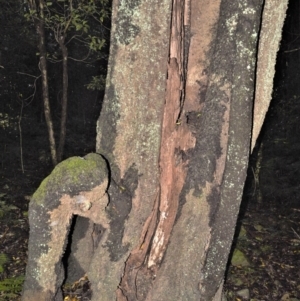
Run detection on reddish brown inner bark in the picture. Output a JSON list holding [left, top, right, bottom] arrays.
[[117, 0, 195, 299]]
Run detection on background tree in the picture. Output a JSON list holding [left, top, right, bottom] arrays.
[[25, 0, 109, 164]]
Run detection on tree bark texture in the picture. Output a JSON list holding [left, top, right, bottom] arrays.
[[92, 0, 172, 299], [92, 0, 269, 300]]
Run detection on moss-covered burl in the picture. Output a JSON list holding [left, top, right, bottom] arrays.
[[22, 153, 109, 301]]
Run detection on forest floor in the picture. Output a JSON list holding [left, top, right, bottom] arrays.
[[224, 196, 300, 301], [0, 153, 300, 301]]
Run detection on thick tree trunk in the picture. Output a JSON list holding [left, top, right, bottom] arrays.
[[91, 0, 266, 300]]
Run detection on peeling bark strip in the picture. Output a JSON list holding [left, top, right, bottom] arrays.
[[148, 0, 194, 270], [22, 154, 109, 301], [117, 2, 193, 297]]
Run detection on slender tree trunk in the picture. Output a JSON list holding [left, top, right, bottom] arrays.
[[35, 2, 57, 166], [29, 0, 57, 166], [57, 38, 68, 163]]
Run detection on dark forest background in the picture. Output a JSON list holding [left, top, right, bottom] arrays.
[[0, 0, 111, 200]]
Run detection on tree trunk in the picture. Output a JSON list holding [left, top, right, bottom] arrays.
[[30, 0, 58, 166], [57, 37, 68, 163], [89, 0, 271, 300]]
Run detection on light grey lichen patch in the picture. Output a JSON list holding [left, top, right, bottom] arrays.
[[225, 14, 238, 37], [115, 17, 140, 45], [115, 0, 142, 45]]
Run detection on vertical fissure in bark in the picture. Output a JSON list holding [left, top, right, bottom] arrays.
[[148, 0, 194, 270], [116, 1, 192, 299], [181, 0, 191, 121]]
